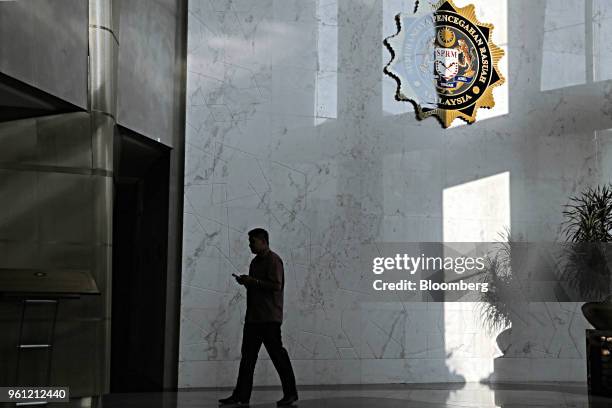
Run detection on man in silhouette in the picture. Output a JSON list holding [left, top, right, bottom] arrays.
[[219, 228, 298, 407]]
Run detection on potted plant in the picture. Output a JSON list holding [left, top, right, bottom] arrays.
[[561, 185, 612, 329], [477, 229, 526, 354], [478, 236, 514, 336]]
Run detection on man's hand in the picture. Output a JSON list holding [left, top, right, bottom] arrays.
[[235, 274, 256, 286]]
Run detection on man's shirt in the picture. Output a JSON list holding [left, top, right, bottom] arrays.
[[245, 249, 284, 323]]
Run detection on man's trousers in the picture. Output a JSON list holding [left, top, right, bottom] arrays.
[[233, 322, 298, 401]]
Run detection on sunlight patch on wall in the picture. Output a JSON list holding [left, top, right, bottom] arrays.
[[315, 0, 338, 125], [442, 171, 511, 382], [594, 0, 612, 81], [541, 0, 587, 91], [542, 0, 612, 88], [382, 0, 416, 116], [443, 172, 510, 242]]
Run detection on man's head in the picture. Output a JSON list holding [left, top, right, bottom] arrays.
[[248, 228, 269, 254]]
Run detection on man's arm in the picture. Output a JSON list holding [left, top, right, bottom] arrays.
[[245, 256, 283, 291]]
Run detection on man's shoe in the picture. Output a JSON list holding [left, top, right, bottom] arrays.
[[276, 394, 298, 406], [218, 395, 249, 406]]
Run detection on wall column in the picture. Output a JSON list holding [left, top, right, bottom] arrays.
[[88, 0, 119, 396]]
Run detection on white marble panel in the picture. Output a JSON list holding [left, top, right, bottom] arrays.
[[541, 0, 587, 91]]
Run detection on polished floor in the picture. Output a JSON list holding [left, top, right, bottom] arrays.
[[101, 383, 612, 408]]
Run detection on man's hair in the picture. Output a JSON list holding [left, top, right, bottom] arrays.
[[248, 228, 269, 245]]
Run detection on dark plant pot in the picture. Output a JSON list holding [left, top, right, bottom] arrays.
[[495, 327, 512, 353], [582, 298, 612, 330]]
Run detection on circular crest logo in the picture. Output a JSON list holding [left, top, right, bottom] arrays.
[[384, 0, 505, 128]]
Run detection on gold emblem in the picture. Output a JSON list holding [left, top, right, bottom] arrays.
[[384, 0, 505, 128], [438, 27, 456, 47]]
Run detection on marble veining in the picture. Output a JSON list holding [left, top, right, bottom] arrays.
[[181, 0, 612, 387]]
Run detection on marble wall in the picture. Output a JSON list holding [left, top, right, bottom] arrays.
[[180, 0, 612, 386]]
